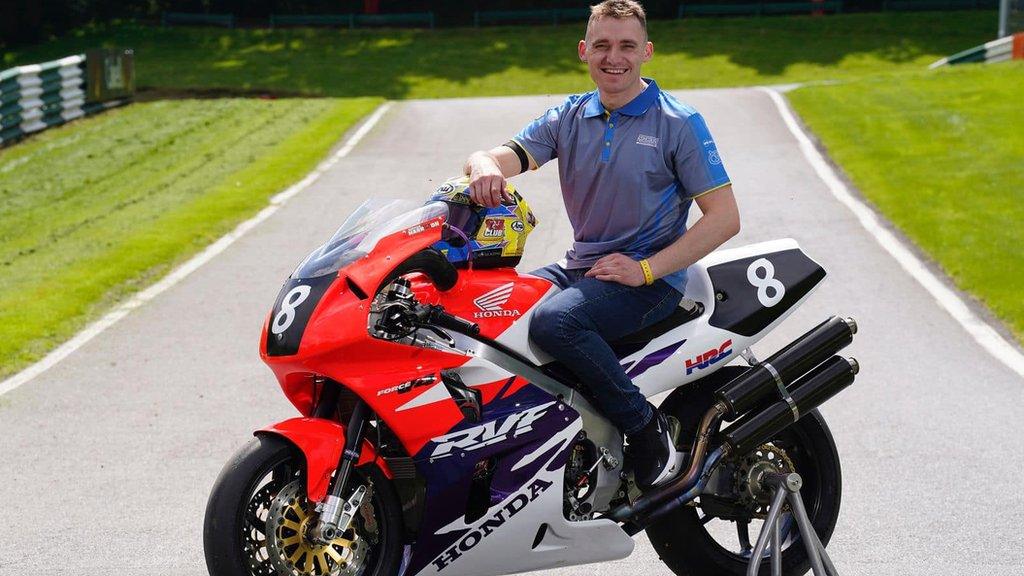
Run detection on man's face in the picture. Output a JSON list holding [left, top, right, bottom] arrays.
[[578, 16, 653, 98]]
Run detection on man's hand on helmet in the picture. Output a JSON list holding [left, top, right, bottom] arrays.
[[466, 151, 509, 207]]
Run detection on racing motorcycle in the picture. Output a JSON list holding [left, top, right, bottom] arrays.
[[204, 183, 859, 576]]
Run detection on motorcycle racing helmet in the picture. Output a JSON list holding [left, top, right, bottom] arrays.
[[429, 176, 537, 269]]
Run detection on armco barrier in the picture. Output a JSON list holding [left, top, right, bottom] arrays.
[[0, 50, 133, 147], [929, 32, 1024, 67], [161, 12, 236, 28], [677, 1, 843, 17], [474, 8, 590, 26], [268, 12, 434, 29]]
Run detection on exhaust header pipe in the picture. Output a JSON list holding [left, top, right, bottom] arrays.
[[716, 316, 855, 419]]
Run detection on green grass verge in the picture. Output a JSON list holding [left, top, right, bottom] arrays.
[[0, 10, 1016, 381], [788, 62, 1024, 342], [0, 96, 382, 379], [2, 12, 997, 98]]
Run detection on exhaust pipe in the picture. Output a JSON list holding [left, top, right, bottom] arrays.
[[716, 316, 856, 419], [615, 355, 858, 532], [722, 355, 858, 455], [606, 317, 858, 529]]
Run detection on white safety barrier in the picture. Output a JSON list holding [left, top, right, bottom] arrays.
[[929, 32, 1024, 68], [0, 53, 129, 146]]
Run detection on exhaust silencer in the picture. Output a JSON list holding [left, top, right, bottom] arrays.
[[715, 316, 856, 419], [722, 355, 858, 455]]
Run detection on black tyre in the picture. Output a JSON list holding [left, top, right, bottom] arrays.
[[648, 371, 842, 576], [204, 435, 404, 576]]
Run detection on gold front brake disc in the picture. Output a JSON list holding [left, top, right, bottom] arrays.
[[266, 480, 370, 576]]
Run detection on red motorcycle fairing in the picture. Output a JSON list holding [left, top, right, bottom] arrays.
[[259, 218, 553, 470], [257, 417, 393, 502]]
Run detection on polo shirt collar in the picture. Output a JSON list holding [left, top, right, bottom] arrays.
[[582, 78, 660, 118]]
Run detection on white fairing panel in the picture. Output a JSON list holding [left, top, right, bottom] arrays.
[[495, 239, 825, 397], [493, 283, 558, 365], [415, 418, 634, 576]]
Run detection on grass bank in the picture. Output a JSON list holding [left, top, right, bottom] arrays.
[[788, 62, 1024, 342], [0, 10, 1015, 381], [2, 12, 996, 98], [0, 97, 381, 379]]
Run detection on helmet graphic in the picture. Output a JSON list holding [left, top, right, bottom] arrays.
[[429, 176, 537, 269]]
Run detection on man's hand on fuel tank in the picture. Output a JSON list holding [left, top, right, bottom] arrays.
[[585, 253, 647, 287], [467, 152, 507, 207]]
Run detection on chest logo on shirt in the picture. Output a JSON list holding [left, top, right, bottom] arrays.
[[636, 134, 659, 148]]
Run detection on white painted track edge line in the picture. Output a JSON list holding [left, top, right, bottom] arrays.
[[0, 100, 395, 397], [758, 86, 1024, 379]]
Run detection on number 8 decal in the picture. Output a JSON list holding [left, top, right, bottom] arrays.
[[271, 285, 312, 335], [746, 258, 786, 307]]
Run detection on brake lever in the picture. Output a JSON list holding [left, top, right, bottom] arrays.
[[416, 323, 456, 347]]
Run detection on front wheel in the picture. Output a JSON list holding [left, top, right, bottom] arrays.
[[648, 375, 842, 576], [204, 435, 404, 576]]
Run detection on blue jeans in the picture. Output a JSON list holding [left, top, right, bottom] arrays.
[[529, 263, 683, 434]]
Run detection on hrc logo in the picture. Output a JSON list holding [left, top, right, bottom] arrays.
[[685, 339, 733, 375]]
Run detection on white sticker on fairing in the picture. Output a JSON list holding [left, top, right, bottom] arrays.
[[430, 478, 554, 572], [271, 285, 311, 334], [429, 401, 555, 460], [747, 257, 786, 307]]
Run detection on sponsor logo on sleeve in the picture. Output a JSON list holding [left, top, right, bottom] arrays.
[[703, 139, 723, 165]]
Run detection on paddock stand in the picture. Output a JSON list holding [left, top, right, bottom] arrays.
[[746, 472, 839, 576]]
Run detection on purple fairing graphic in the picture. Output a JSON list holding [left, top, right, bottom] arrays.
[[403, 384, 580, 575], [621, 339, 686, 379]]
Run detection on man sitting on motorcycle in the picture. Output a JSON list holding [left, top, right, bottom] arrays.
[[463, 0, 740, 490]]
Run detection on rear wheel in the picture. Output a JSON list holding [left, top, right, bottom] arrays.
[[204, 435, 404, 576], [648, 372, 842, 576]]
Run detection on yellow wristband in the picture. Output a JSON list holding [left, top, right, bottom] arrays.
[[639, 259, 654, 285]]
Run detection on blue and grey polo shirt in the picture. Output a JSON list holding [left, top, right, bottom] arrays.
[[513, 79, 731, 293]]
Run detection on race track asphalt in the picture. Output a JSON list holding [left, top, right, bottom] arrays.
[[1, 89, 1022, 576]]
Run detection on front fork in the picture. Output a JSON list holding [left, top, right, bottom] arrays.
[[311, 398, 371, 543]]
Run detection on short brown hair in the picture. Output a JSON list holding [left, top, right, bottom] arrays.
[[587, 0, 648, 37]]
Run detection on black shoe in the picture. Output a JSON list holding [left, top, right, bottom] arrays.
[[627, 407, 684, 490]]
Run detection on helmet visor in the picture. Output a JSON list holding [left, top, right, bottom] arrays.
[[443, 203, 480, 247]]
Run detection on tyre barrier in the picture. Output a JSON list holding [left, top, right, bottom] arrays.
[[929, 32, 1024, 68], [0, 50, 134, 147]]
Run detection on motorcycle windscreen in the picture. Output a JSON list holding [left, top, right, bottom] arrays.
[[707, 248, 826, 337], [292, 199, 449, 279]]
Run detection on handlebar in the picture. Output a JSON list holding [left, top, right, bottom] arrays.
[[418, 304, 480, 336]]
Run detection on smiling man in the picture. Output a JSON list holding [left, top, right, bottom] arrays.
[[463, 0, 740, 490]]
